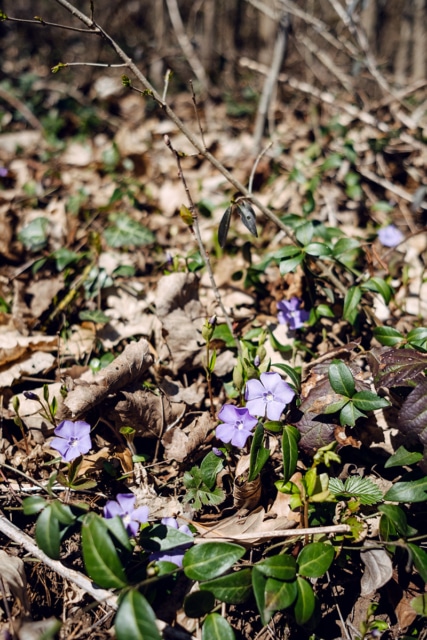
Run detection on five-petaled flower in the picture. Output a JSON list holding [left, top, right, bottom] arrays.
[[149, 517, 193, 567], [216, 405, 258, 448], [104, 494, 149, 536], [277, 297, 310, 330], [50, 420, 92, 462], [245, 372, 295, 420], [378, 224, 404, 248]]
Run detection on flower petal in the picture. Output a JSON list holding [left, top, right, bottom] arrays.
[[218, 404, 240, 423], [132, 505, 150, 524], [246, 397, 267, 418], [216, 423, 233, 444], [231, 428, 251, 448], [104, 500, 124, 519], [116, 493, 136, 513], [265, 400, 286, 421], [54, 420, 78, 438], [50, 437, 69, 458], [245, 378, 265, 401]]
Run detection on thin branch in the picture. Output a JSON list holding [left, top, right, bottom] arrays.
[[52, 0, 292, 239], [164, 135, 241, 356], [4, 14, 96, 33], [194, 523, 351, 542]]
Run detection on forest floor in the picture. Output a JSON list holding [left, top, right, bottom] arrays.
[[0, 75, 427, 640]]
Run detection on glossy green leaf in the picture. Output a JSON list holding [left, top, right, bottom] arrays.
[[297, 543, 334, 578], [329, 476, 383, 505], [265, 577, 298, 612], [379, 505, 417, 538], [304, 242, 332, 257], [384, 476, 427, 503], [201, 451, 225, 489], [411, 594, 427, 616], [183, 542, 245, 581], [81, 513, 128, 589], [271, 363, 301, 390], [35, 505, 61, 560], [18, 217, 49, 251], [50, 500, 76, 525], [279, 252, 304, 275], [332, 237, 361, 256], [384, 446, 423, 468], [202, 613, 236, 640], [293, 577, 315, 625], [328, 361, 355, 397], [407, 327, 427, 343], [104, 516, 133, 552], [184, 590, 215, 618], [256, 555, 297, 581], [343, 286, 362, 324], [351, 390, 390, 411], [408, 544, 427, 582], [295, 221, 314, 246], [339, 401, 366, 427], [373, 326, 404, 347], [104, 213, 155, 248], [282, 425, 299, 484], [252, 567, 270, 625], [200, 569, 252, 604], [361, 277, 393, 304], [115, 590, 161, 640], [22, 496, 47, 515], [248, 424, 270, 482]]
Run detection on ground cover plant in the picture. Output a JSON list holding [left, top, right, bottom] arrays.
[[0, 1, 426, 639]]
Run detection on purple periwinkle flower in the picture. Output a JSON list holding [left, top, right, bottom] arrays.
[[149, 517, 193, 567], [245, 372, 295, 421], [0, 167, 8, 178], [104, 494, 149, 536], [277, 297, 310, 330], [378, 224, 404, 247], [50, 420, 92, 462], [216, 405, 258, 448], [212, 446, 224, 457]]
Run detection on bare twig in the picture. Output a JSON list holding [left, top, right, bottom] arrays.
[[0, 86, 44, 131], [51, 0, 292, 239], [195, 523, 351, 543], [164, 135, 241, 357]]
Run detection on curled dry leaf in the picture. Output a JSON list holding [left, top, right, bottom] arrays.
[[233, 454, 261, 512], [56, 338, 153, 420], [162, 412, 213, 463], [0, 549, 31, 614], [360, 548, 393, 596]]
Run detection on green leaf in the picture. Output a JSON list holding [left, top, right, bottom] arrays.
[[282, 425, 300, 484], [361, 277, 393, 305], [329, 476, 383, 505], [252, 568, 270, 625], [81, 513, 128, 588], [145, 523, 193, 552], [279, 252, 304, 275], [104, 516, 133, 552], [79, 309, 110, 324], [328, 361, 355, 397], [384, 446, 423, 468], [323, 399, 349, 414], [200, 569, 252, 604], [18, 217, 49, 251], [271, 363, 301, 389], [351, 391, 390, 411], [256, 555, 297, 581], [384, 476, 427, 503], [379, 505, 418, 538], [293, 577, 315, 625], [104, 213, 155, 248], [184, 591, 215, 618], [52, 248, 82, 271], [50, 500, 76, 525], [297, 543, 334, 578], [248, 424, 270, 482], [304, 242, 332, 257], [22, 496, 47, 515], [115, 590, 162, 640], [321, 153, 343, 171], [411, 594, 427, 617], [183, 542, 245, 581], [373, 326, 404, 347], [265, 577, 298, 612], [332, 237, 361, 256], [295, 221, 314, 246], [35, 505, 61, 560], [202, 613, 236, 640], [340, 401, 366, 427], [407, 327, 427, 343], [409, 548, 427, 586], [343, 286, 362, 324], [201, 452, 224, 489]]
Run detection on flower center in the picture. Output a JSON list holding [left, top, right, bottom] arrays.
[[122, 514, 131, 526], [68, 437, 79, 447], [235, 420, 244, 431], [263, 391, 274, 403]]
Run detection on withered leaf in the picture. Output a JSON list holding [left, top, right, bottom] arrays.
[[360, 548, 393, 595], [369, 347, 427, 390], [398, 378, 427, 450]]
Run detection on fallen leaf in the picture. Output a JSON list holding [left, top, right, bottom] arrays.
[[360, 548, 393, 595]]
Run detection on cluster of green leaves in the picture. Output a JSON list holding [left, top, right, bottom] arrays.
[[183, 451, 226, 511]]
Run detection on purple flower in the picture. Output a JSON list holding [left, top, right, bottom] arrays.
[[378, 224, 404, 247], [104, 494, 149, 536], [245, 372, 295, 420], [50, 420, 92, 462], [0, 167, 8, 178], [212, 447, 224, 457], [149, 517, 193, 567], [277, 297, 310, 330], [216, 405, 258, 447]]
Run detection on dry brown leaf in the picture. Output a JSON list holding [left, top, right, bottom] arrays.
[[57, 338, 153, 419], [111, 387, 182, 438], [360, 548, 393, 596], [0, 549, 30, 614], [26, 277, 64, 318], [162, 412, 214, 462]]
